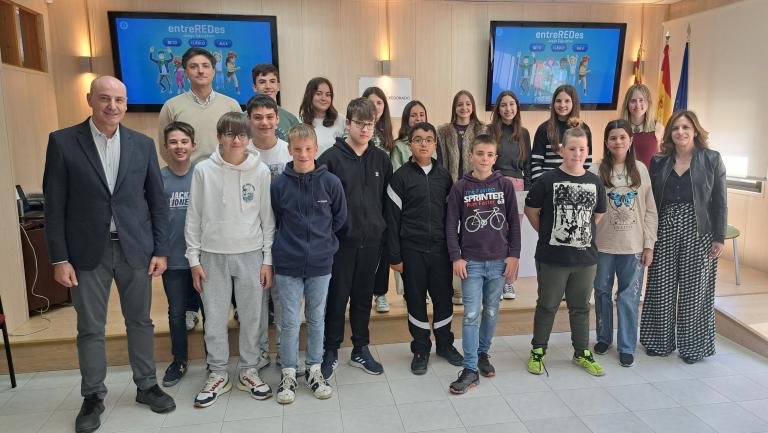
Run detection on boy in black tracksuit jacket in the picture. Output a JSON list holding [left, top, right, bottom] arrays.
[[386, 122, 464, 374], [318, 98, 393, 379]]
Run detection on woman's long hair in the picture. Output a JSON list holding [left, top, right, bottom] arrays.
[[397, 100, 427, 141], [599, 119, 641, 188], [299, 77, 338, 127], [659, 110, 710, 156], [362, 86, 395, 152], [490, 90, 526, 161], [547, 84, 580, 153]]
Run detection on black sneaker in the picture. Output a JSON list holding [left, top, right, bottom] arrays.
[[619, 353, 635, 367], [350, 346, 384, 375], [136, 384, 176, 413], [436, 345, 464, 366], [162, 360, 188, 387], [321, 349, 338, 380], [478, 352, 496, 377], [411, 353, 429, 375], [75, 395, 104, 433], [593, 342, 610, 355], [449, 368, 479, 394]]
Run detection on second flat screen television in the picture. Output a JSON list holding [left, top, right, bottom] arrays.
[[486, 21, 627, 111], [108, 11, 278, 112]]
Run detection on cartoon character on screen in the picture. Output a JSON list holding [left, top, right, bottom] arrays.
[[225, 51, 241, 94], [173, 55, 185, 95], [568, 55, 578, 86], [213, 51, 224, 91], [556, 58, 568, 88], [533, 59, 545, 97], [519, 56, 533, 95], [544, 57, 557, 93], [149, 46, 173, 94], [577, 55, 591, 96]]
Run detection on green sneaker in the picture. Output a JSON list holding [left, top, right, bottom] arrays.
[[573, 349, 605, 376], [527, 348, 546, 375]]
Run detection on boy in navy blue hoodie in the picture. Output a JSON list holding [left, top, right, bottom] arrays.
[[271, 123, 347, 404], [446, 134, 521, 394]]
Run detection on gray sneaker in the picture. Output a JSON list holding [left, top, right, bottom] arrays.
[[501, 284, 516, 300], [256, 350, 271, 370]]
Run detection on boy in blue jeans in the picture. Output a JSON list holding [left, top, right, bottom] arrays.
[[446, 134, 521, 394], [271, 123, 347, 404], [160, 121, 201, 387]]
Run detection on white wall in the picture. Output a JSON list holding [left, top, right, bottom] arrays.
[[663, 0, 767, 179]]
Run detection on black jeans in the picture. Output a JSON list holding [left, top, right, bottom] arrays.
[[324, 244, 380, 350], [163, 269, 203, 362]]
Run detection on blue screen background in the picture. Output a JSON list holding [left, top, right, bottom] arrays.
[[490, 26, 622, 106], [113, 17, 274, 106]]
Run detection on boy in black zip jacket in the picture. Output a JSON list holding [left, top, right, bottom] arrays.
[[318, 97, 393, 379], [386, 122, 465, 375]]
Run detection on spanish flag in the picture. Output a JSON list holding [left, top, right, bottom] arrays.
[[656, 40, 672, 125], [633, 44, 643, 84]]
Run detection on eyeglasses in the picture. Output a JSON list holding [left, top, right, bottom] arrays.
[[410, 137, 436, 146], [349, 119, 375, 131], [223, 132, 248, 140]]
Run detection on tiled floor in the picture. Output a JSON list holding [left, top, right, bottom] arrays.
[[4, 332, 768, 433]]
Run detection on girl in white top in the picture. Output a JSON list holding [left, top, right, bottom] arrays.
[[588, 119, 657, 368], [299, 77, 345, 155]]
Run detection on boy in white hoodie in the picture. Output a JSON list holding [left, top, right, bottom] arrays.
[[185, 112, 276, 407]]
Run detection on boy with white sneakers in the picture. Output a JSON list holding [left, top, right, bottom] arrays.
[[186, 112, 275, 407], [271, 123, 347, 404]]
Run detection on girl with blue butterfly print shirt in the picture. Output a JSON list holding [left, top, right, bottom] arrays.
[[588, 119, 658, 368]]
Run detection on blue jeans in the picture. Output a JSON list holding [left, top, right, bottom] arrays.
[[277, 274, 331, 370], [594, 252, 643, 354], [162, 269, 200, 362], [461, 260, 505, 371]]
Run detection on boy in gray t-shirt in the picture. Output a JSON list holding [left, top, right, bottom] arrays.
[[160, 121, 199, 387]]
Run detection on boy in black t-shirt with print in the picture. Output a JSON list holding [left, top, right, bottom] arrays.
[[524, 121, 607, 377]]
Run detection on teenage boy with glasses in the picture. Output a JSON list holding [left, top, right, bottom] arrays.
[[317, 98, 393, 379]]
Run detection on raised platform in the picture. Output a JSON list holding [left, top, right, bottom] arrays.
[[3, 259, 764, 373]]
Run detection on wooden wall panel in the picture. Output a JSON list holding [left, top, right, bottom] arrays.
[[0, 0, 56, 329]]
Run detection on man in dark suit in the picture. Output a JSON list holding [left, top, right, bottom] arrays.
[[43, 76, 176, 433]]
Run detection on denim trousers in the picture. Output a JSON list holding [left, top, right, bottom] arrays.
[[461, 260, 505, 371], [594, 252, 643, 354], [162, 269, 201, 362], [277, 274, 332, 369]]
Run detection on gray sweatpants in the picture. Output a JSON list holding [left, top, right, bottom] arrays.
[[200, 250, 264, 372]]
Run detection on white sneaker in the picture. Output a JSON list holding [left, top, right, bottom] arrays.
[[305, 364, 333, 399], [194, 372, 231, 408], [502, 284, 516, 300], [256, 350, 271, 370], [276, 368, 297, 404], [237, 368, 272, 400], [375, 296, 390, 313], [185, 311, 199, 331]]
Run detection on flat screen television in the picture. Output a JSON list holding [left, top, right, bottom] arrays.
[[108, 11, 278, 112], [486, 21, 626, 111]]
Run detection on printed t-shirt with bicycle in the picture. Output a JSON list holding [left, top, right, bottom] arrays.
[[446, 171, 519, 262]]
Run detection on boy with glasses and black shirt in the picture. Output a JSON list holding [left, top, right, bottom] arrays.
[[318, 98, 393, 379]]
